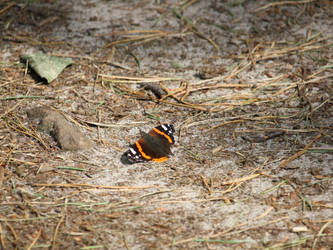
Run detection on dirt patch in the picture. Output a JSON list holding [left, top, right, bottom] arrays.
[[0, 0, 332, 249]]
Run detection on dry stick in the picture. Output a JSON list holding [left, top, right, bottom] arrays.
[[158, 99, 208, 111], [0, 100, 22, 120], [312, 219, 333, 250], [104, 32, 169, 48], [0, 223, 5, 250], [52, 215, 64, 250], [235, 37, 327, 61], [0, 216, 60, 222], [0, 156, 36, 166], [101, 29, 167, 36], [134, 32, 192, 46], [249, 44, 326, 62], [224, 61, 252, 82], [184, 113, 279, 128], [7, 115, 50, 150], [26, 228, 42, 250], [213, 216, 288, 238], [159, 83, 185, 101], [0, 1, 16, 15], [190, 75, 225, 87], [218, 182, 241, 195], [34, 183, 154, 190], [76, 117, 146, 128], [123, 234, 130, 250], [0, 164, 4, 188], [0, 88, 31, 119], [221, 173, 261, 185], [272, 74, 333, 97], [2, 219, 18, 246], [172, 9, 219, 52], [180, 81, 190, 102], [256, 207, 274, 220], [181, 0, 199, 10], [246, 40, 257, 67], [72, 89, 103, 104], [254, 0, 316, 12], [279, 132, 323, 168], [51, 52, 132, 70], [173, 216, 288, 246], [159, 82, 194, 107], [200, 175, 212, 195], [99, 74, 181, 82], [174, 83, 251, 99], [97, 109, 103, 146], [207, 119, 245, 132], [99, 139, 124, 152]]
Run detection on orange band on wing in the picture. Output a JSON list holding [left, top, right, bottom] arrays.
[[135, 141, 169, 162], [135, 142, 151, 160], [152, 156, 168, 162], [153, 128, 173, 144]]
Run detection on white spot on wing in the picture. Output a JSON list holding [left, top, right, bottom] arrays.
[[129, 147, 136, 155], [161, 124, 168, 131]]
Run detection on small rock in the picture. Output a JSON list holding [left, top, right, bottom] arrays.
[[27, 107, 93, 151]]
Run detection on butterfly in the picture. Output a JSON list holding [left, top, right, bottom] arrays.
[[121, 124, 175, 164]]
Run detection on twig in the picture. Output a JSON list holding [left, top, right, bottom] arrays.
[[256, 207, 274, 220], [221, 173, 261, 185], [172, 216, 288, 246], [279, 132, 323, 168], [254, 0, 316, 12], [76, 118, 147, 128], [0, 95, 51, 101], [26, 228, 42, 250], [0, 216, 61, 222], [4, 220, 18, 245], [52, 215, 64, 250], [0, 1, 16, 15], [0, 223, 5, 250], [34, 183, 154, 190], [0, 88, 32, 119], [207, 119, 245, 132], [99, 74, 181, 82], [312, 219, 333, 250], [172, 8, 220, 52]]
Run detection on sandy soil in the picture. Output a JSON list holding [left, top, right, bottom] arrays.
[[0, 0, 332, 249]]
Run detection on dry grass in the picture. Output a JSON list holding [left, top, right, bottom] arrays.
[[0, 0, 332, 249]]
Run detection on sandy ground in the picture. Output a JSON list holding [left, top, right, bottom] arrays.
[[0, 0, 332, 249]]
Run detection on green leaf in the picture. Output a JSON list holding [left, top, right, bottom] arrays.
[[21, 52, 73, 83]]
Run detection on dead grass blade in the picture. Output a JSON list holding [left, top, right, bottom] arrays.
[[220, 173, 261, 186], [99, 74, 182, 83], [172, 216, 288, 246], [5, 114, 50, 150], [172, 8, 220, 52], [312, 219, 333, 250], [254, 0, 316, 12], [51, 215, 64, 250], [26, 228, 42, 250], [0, 1, 16, 15], [256, 207, 274, 220], [98, 33, 331, 113], [103, 30, 187, 48], [279, 132, 323, 168], [0, 223, 5, 250], [4, 220, 18, 245], [34, 183, 154, 190]]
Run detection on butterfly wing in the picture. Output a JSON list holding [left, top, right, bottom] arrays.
[[121, 124, 175, 164]]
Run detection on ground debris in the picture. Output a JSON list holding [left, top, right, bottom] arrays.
[[26, 106, 92, 151]]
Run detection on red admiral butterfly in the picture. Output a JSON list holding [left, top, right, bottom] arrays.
[[121, 124, 175, 164]]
